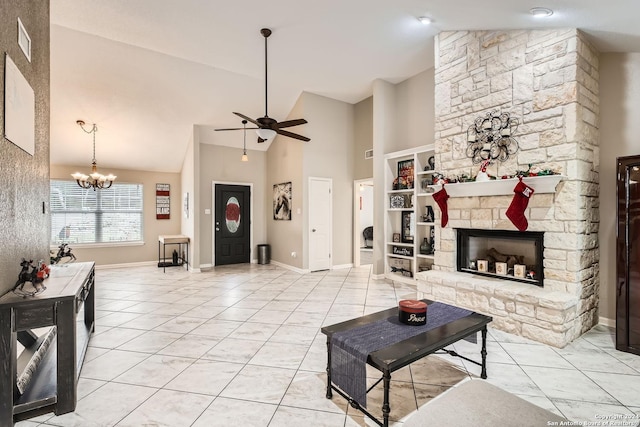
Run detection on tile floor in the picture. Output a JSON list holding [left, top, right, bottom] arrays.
[[16, 263, 640, 427]]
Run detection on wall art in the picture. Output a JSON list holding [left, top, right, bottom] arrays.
[[156, 183, 170, 219], [273, 182, 292, 220]]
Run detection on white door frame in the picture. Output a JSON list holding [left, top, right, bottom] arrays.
[[308, 177, 333, 271], [353, 178, 373, 267], [211, 181, 254, 266]]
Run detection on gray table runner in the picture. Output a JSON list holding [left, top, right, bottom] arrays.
[[330, 302, 473, 408]]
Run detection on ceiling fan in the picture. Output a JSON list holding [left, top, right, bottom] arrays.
[[215, 28, 310, 143]]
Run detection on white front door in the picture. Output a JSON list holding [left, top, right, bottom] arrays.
[[309, 177, 332, 271]]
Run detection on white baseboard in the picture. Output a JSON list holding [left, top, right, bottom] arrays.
[[372, 273, 386, 280], [95, 261, 157, 270], [598, 316, 615, 328], [332, 263, 353, 270], [270, 260, 308, 274]]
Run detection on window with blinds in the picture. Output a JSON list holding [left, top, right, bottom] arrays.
[[50, 180, 143, 245]]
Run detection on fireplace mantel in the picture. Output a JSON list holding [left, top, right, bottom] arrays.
[[429, 175, 565, 198]]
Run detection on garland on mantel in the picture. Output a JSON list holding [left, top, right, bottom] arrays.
[[430, 163, 560, 185]]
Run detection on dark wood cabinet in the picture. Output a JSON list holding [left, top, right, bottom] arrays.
[[0, 262, 95, 426], [617, 155, 640, 355]]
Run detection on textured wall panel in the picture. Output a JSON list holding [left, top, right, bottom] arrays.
[[0, 1, 50, 295]]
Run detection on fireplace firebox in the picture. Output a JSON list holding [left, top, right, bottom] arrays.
[[456, 228, 544, 287]]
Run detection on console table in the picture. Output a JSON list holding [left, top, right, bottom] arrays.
[[0, 262, 95, 426], [158, 235, 189, 272]]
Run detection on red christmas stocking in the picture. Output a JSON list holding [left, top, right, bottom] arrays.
[[506, 178, 535, 231], [432, 187, 450, 227]]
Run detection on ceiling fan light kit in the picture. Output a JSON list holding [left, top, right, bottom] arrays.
[[529, 7, 553, 17], [256, 128, 277, 141], [215, 28, 310, 143]]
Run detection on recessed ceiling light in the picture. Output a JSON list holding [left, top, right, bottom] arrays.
[[418, 16, 432, 25], [529, 7, 553, 18]]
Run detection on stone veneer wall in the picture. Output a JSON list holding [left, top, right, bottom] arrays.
[[416, 29, 600, 347]]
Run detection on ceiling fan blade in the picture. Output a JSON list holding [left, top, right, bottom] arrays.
[[233, 112, 259, 127], [214, 127, 258, 131], [275, 118, 307, 129], [276, 129, 310, 142]]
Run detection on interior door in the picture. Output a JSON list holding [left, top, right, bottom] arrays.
[[617, 155, 640, 355], [215, 184, 250, 266], [309, 177, 332, 272]]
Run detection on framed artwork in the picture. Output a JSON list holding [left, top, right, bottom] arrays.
[[401, 211, 415, 243], [4, 53, 35, 155], [183, 192, 189, 219], [397, 159, 414, 189], [392, 233, 401, 242], [273, 182, 292, 220], [156, 183, 170, 219], [390, 195, 404, 209]]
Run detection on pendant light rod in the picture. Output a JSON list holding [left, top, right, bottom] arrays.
[[261, 28, 271, 118], [241, 120, 249, 162]]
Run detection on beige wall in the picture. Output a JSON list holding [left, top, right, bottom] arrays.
[[372, 79, 398, 274], [599, 53, 640, 322], [265, 92, 355, 270], [266, 96, 305, 269], [302, 93, 355, 267], [50, 165, 181, 266], [396, 68, 435, 150], [354, 96, 373, 180], [182, 131, 196, 268], [197, 143, 268, 267], [0, 2, 50, 294]]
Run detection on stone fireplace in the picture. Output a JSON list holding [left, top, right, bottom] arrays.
[[415, 29, 600, 348]]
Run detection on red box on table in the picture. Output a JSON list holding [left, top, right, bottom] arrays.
[[398, 300, 427, 325]]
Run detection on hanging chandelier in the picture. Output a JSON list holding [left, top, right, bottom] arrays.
[[71, 120, 116, 190]]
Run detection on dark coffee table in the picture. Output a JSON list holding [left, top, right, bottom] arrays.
[[321, 300, 492, 427]]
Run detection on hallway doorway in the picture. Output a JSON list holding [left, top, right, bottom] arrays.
[[353, 179, 373, 267]]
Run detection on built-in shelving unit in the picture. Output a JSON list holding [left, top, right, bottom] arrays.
[[384, 144, 436, 283]]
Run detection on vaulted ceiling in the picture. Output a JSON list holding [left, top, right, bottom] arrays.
[[49, 0, 640, 173]]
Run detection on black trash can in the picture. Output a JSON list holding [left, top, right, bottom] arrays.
[[257, 244, 271, 265]]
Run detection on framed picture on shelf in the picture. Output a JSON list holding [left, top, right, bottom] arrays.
[[390, 194, 404, 209], [392, 233, 401, 242], [397, 159, 414, 189], [401, 211, 415, 243]]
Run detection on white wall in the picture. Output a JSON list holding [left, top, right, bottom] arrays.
[[599, 53, 640, 322]]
